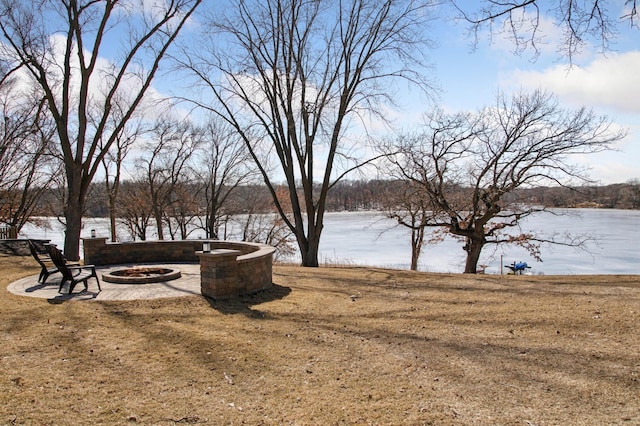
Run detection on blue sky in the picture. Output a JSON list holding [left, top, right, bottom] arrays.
[[151, 0, 638, 185], [415, 1, 640, 184]]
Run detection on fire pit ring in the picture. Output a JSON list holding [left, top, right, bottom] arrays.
[[102, 267, 182, 284]]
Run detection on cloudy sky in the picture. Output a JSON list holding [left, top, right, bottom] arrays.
[[419, 0, 640, 184]]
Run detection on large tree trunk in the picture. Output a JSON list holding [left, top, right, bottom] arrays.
[[410, 226, 424, 271], [296, 213, 321, 267], [410, 250, 419, 271], [63, 183, 84, 261], [63, 165, 86, 261], [109, 213, 117, 242], [300, 236, 320, 267], [209, 221, 219, 239], [153, 206, 164, 240], [206, 192, 219, 239], [463, 236, 485, 274]]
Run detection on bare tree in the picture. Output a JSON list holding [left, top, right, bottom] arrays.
[[99, 99, 144, 242], [165, 181, 201, 240], [193, 116, 256, 239], [117, 180, 152, 241], [0, 72, 58, 233], [449, 0, 639, 62], [137, 116, 200, 240], [383, 90, 626, 273], [381, 180, 442, 271], [0, 0, 201, 259], [182, 0, 433, 266]]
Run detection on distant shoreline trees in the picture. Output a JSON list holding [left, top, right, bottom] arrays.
[[48, 177, 640, 221], [26, 173, 640, 262]]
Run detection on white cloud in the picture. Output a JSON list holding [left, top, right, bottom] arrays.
[[581, 158, 640, 184], [505, 51, 640, 114], [497, 50, 640, 183], [571, 121, 640, 184]]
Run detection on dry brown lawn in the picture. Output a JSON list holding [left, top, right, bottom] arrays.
[[1, 254, 639, 425]]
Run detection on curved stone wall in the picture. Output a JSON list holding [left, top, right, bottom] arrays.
[[0, 239, 51, 256], [82, 238, 275, 300]]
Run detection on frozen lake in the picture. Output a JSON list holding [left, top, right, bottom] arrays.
[[19, 209, 640, 275], [315, 209, 639, 275]]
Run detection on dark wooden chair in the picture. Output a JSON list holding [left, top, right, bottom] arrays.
[[47, 245, 101, 294], [28, 239, 59, 284]]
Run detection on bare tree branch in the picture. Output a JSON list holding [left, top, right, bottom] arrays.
[[449, 0, 639, 62]]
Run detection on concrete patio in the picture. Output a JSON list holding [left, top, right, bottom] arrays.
[[7, 263, 202, 301]]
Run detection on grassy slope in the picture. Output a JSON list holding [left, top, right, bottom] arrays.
[[1, 255, 639, 425]]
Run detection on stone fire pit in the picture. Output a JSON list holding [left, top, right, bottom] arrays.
[[102, 267, 181, 284], [82, 239, 275, 299]]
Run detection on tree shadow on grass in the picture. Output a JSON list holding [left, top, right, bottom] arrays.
[[46, 289, 100, 304], [204, 283, 291, 317]]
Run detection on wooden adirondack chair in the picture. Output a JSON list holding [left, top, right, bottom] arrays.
[[47, 245, 101, 294], [28, 239, 59, 284]]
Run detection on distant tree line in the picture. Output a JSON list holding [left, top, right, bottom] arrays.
[[38, 177, 640, 221], [517, 183, 640, 210]]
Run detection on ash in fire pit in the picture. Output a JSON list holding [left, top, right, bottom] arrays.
[[102, 267, 181, 284]]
